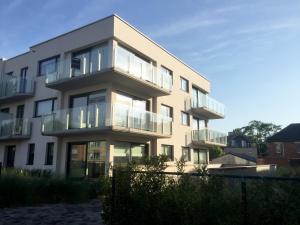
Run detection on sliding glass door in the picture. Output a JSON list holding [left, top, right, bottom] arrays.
[[67, 141, 106, 178], [69, 91, 106, 129]]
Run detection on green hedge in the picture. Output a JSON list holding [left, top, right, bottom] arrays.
[[0, 171, 110, 208], [102, 157, 300, 225]]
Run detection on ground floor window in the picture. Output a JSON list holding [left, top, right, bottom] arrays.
[[114, 142, 148, 166], [67, 141, 106, 178], [194, 149, 207, 164], [182, 147, 191, 162], [161, 145, 174, 161]]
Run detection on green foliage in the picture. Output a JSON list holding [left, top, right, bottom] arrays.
[[209, 146, 224, 160], [0, 171, 109, 208], [103, 156, 300, 225], [234, 120, 281, 155]]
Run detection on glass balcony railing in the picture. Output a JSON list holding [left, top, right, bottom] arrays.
[[41, 103, 172, 136], [45, 45, 109, 84], [114, 46, 172, 92], [192, 129, 227, 145], [0, 118, 31, 138], [112, 103, 172, 135], [0, 76, 34, 99], [192, 94, 225, 117]]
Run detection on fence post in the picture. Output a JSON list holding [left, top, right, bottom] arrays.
[[241, 181, 248, 225], [0, 162, 2, 176], [111, 168, 116, 225]]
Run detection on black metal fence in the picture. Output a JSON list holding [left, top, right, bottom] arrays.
[[110, 169, 300, 225]]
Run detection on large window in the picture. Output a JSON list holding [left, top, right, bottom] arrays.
[[181, 112, 189, 126], [69, 90, 106, 129], [38, 56, 60, 77], [27, 144, 35, 165], [192, 117, 205, 130], [161, 145, 174, 161], [161, 104, 173, 119], [114, 142, 148, 165], [68, 141, 106, 178], [182, 147, 191, 162], [194, 149, 207, 164], [180, 77, 189, 92], [71, 44, 108, 77], [34, 98, 57, 117], [45, 142, 54, 165]]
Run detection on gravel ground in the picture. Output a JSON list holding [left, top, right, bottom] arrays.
[[0, 200, 103, 225]]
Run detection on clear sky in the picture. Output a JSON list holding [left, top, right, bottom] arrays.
[[1, 0, 300, 133]]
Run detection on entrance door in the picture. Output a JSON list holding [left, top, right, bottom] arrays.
[[5, 145, 16, 168], [68, 143, 87, 178]]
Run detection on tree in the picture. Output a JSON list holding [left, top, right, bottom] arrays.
[[209, 146, 224, 160], [233, 120, 281, 155]]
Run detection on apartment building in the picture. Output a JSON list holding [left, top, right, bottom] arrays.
[[0, 15, 226, 178]]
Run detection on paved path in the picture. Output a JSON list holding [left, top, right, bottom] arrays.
[[0, 200, 103, 225]]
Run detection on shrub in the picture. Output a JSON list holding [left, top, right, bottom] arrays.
[[102, 156, 300, 225], [0, 172, 109, 208]]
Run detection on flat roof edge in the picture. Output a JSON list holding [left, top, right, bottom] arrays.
[[113, 14, 209, 82]]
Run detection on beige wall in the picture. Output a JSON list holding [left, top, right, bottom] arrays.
[[0, 15, 222, 175]]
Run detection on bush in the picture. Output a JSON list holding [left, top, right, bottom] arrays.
[[0, 171, 110, 208], [102, 156, 300, 225]]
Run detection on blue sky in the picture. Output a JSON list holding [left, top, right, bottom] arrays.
[[1, 0, 300, 133]]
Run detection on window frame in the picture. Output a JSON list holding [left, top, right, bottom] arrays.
[[181, 111, 190, 126], [27, 143, 35, 165], [45, 142, 54, 165], [180, 77, 189, 92], [161, 145, 174, 161], [161, 104, 173, 119], [34, 98, 57, 117], [38, 55, 60, 77], [275, 142, 284, 155], [182, 147, 191, 162]]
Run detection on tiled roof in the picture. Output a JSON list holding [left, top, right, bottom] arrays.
[[267, 123, 300, 142]]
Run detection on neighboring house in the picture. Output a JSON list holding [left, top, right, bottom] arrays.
[[264, 124, 300, 167], [210, 152, 256, 167], [209, 152, 275, 175], [225, 132, 257, 159], [0, 15, 226, 178]]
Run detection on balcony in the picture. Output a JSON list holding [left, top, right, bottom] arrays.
[[45, 45, 172, 96], [0, 76, 35, 104], [41, 103, 172, 138], [186, 94, 225, 119], [0, 118, 31, 141], [191, 129, 227, 147]]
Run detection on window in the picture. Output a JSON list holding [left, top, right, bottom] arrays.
[[194, 149, 207, 164], [275, 143, 284, 155], [192, 117, 205, 130], [181, 112, 189, 126], [34, 98, 57, 117], [182, 147, 191, 162], [161, 104, 173, 119], [180, 77, 189, 92], [161, 145, 174, 161], [38, 56, 60, 76], [160, 66, 173, 90], [45, 143, 54, 165], [27, 144, 35, 165], [296, 143, 300, 154], [114, 142, 148, 165]]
